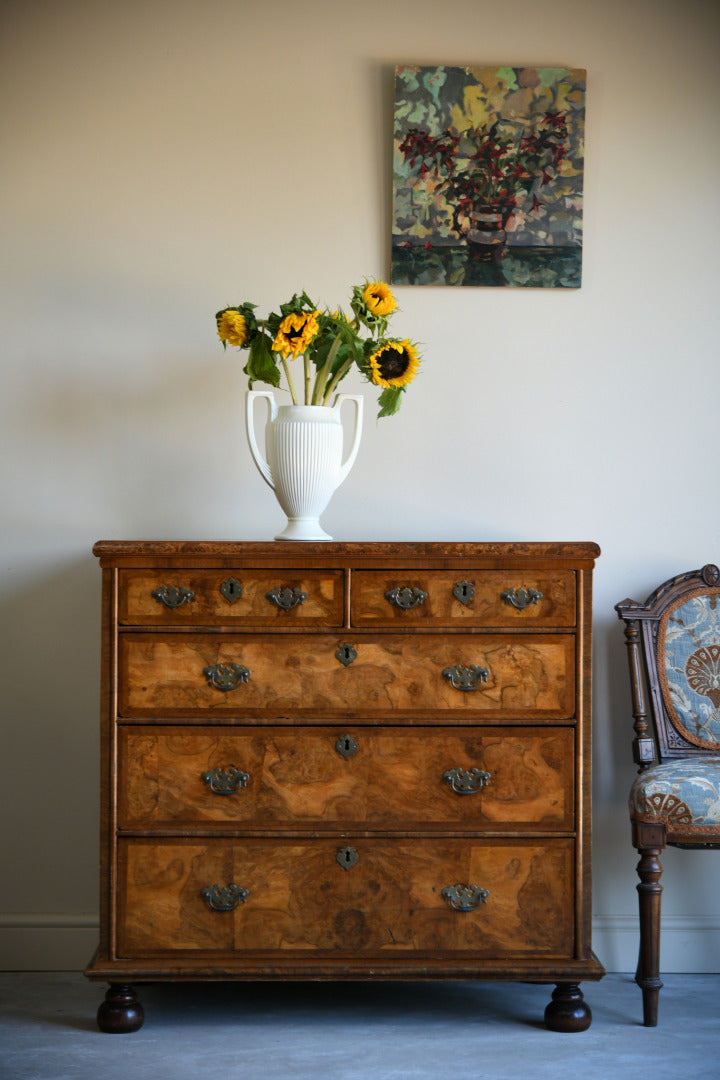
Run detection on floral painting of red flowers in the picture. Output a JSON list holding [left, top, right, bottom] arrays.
[[392, 65, 586, 288]]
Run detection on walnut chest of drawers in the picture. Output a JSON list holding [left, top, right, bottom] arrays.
[[85, 540, 604, 1032]]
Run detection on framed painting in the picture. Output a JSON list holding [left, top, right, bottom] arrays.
[[391, 65, 586, 288]]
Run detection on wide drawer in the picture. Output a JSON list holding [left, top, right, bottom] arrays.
[[117, 725, 575, 831], [118, 633, 576, 720], [118, 569, 344, 626], [117, 837, 574, 957], [351, 569, 575, 627]]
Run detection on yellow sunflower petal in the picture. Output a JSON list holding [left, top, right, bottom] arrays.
[[362, 281, 397, 318], [217, 310, 248, 347], [272, 310, 320, 359], [368, 339, 420, 388]]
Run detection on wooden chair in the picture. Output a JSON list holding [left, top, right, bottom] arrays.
[[616, 564, 720, 1025]]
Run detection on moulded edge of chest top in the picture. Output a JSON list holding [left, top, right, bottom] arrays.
[[92, 540, 601, 569]]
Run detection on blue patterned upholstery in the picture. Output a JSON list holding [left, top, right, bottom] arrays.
[[662, 593, 720, 746], [630, 756, 720, 834]]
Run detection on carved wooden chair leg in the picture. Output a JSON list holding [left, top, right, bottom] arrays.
[[635, 841, 664, 1027], [96, 983, 145, 1033], [544, 982, 592, 1032]]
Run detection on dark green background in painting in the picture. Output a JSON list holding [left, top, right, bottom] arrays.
[[391, 244, 582, 288]]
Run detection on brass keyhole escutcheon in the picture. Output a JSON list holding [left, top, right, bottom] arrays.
[[336, 642, 358, 667], [220, 577, 243, 604], [453, 580, 476, 605], [337, 846, 359, 870], [336, 734, 359, 759]]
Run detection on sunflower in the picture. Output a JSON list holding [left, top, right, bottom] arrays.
[[368, 339, 420, 388], [216, 308, 249, 348], [272, 310, 320, 360], [362, 281, 397, 318]]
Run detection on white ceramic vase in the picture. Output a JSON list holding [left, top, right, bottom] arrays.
[[245, 390, 363, 541]]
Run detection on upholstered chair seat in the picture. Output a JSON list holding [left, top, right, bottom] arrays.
[[630, 757, 720, 832], [616, 563, 720, 1026]]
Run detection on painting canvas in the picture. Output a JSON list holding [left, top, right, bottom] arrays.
[[391, 65, 586, 288]]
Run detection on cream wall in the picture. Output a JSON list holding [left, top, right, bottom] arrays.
[[2, 0, 719, 972]]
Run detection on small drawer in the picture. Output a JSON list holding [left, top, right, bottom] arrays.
[[117, 725, 575, 832], [350, 569, 575, 627], [117, 837, 575, 957], [118, 569, 344, 626], [118, 632, 576, 721]]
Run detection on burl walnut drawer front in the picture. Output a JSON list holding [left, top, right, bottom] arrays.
[[117, 837, 574, 958], [118, 569, 344, 626], [118, 726, 574, 831], [350, 570, 576, 627], [118, 633, 575, 720]]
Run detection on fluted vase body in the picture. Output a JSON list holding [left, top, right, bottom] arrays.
[[245, 392, 363, 541]]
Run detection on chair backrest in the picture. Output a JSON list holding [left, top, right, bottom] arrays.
[[616, 564, 720, 768]]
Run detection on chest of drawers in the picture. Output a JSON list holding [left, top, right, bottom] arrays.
[[85, 541, 604, 1032]]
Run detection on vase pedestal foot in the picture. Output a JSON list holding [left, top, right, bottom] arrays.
[[275, 517, 332, 542]]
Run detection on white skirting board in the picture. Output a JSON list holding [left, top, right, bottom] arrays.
[[591, 914, 720, 974], [0, 914, 718, 973]]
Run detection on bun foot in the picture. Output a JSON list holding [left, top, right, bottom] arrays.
[[97, 983, 144, 1033], [544, 982, 592, 1032]]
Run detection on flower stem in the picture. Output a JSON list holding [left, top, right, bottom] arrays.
[[322, 356, 354, 404], [312, 332, 343, 405], [281, 357, 298, 404], [304, 354, 312, 405]]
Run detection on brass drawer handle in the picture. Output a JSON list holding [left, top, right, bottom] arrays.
[[385, 585, 428, 610], [203, 663, 251, 691], [442, 883, 489, 912], [501, 586, 542, 610], [151, 584, 195, 609], [452, 580, 476, 605], [201, 766, 250, 794], [266, 586, 308, 611], [442, 664, 490, 692], [337, 846, 359, 870], [200, 883, 249, 912], [219, 577, 243, 604], [336, 734, 359, 759], [443, 767, 491, 794]]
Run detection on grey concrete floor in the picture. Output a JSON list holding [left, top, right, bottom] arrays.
[[1, 972, 718, 1080]]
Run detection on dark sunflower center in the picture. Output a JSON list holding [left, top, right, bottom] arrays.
[[286, 326, 303, 341], [378, 346, 408, 379]]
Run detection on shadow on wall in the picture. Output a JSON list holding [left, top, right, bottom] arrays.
[[15, 346, 263, 541], [1, 559, 101, 912]]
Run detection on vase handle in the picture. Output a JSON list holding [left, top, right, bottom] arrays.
[[245, 390, 277, 490], [332, 394, 364, 485]]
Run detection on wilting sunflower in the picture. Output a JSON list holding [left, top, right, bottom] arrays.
[[368, 339, 420, 388], [362, 281, 397, 318], [216, 308, 249, 348], [272, 310, 320, 360]]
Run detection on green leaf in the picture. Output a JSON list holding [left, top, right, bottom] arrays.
[[243, 334, 280, 388], [279, 291, 316, 317], [376, 387, 403, 418]]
